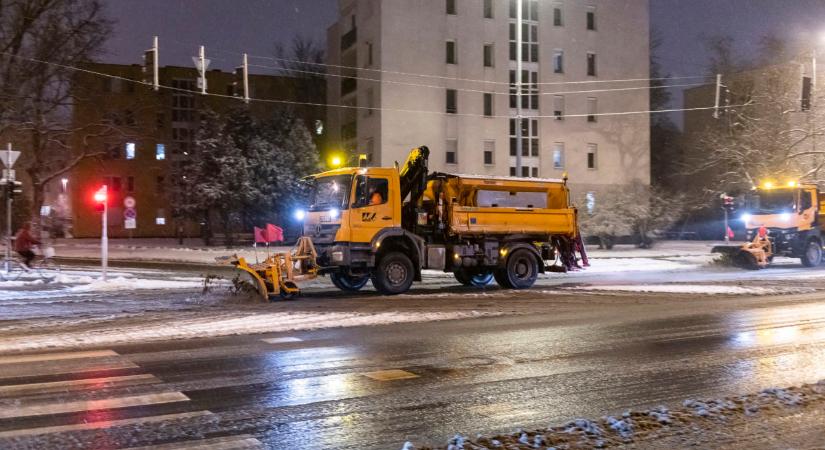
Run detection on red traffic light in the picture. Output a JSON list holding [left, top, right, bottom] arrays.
[[93, 191, 106, 203]]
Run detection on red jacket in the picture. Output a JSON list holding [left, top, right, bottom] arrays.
[[14, 229, 40, 252]]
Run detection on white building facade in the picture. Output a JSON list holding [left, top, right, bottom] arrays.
[[327, 0, 651, 198]]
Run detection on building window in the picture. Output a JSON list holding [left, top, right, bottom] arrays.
[[509, 118, 539, 157], [127, 176, 135, 192], [484, 93, 494, 117], [446, 40, 457, 64], [553, 95, 565, 120], [483, 44, 494, 67], [125, 142, 136, 160], [586, 192, 595, 214], [111, 177, 122, 192], [509, 70, 538, 110], [366, 41, 373, 66], [156, 143, 166, 160], [510, 167, 516, 176], [531, 167, 538, 177], [553, 143, 565, 169], [315, 120, 324, 135], [446, 89, 457, 114], [587, 97, 598, 122], [484, 0, 493, 18], [508, 20, 538, 63], [587, 144, 598, 169], [507, 0, 535, 19], [587, 53, 597, 76], [587, 8, 596, 31], [156, 112, 165, 129], [366, 138, 375, 164], [156, 209, 166, 225], [553, 49, 564, 74], [553, 5, 563, 26], [484, 140, 495, 165], [446, 139, 458, 165], [156, 175, 165, 193], [446, 0, 456, 15], [365, 88, 375, 116]]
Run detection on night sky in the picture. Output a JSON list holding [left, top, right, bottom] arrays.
[[103, 0, 825, 110]]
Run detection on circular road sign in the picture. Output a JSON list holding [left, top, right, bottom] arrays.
[[124, 207, 137, 220], [123, 196, 136, 208]]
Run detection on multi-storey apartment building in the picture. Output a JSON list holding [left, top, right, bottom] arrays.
[[63, 63, 325, 238], [326, 0, 650, 202]]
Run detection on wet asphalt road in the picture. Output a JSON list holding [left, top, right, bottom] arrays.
[[2, 284, 825, 449]]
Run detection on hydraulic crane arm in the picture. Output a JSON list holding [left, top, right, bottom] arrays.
[[399, 146, 430, 203]]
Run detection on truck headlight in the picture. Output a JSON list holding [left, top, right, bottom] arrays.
[[294, 209, 306, 221], [332, 251, 344, 262]]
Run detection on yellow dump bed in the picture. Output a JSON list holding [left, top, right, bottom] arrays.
[[428, 174, 578, 238]]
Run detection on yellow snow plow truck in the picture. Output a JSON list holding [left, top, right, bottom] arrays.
[[713, 182, 825, 269], [231, 146, 586, 299]]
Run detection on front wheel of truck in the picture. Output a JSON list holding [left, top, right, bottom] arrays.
[[330, 273, 370, 292], [372, 252, 415, 295], [801, 239, 822, 267]]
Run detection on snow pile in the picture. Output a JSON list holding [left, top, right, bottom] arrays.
[[415, 379, 825, 449], [571, 284, 813, 296], [67, 276, 206, 293], [0, 310, 500, 352]]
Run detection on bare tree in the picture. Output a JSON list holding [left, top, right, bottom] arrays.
[[0, 0, 113, 219]]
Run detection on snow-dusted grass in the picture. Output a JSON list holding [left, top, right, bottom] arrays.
[[0, 310, 496, 352]]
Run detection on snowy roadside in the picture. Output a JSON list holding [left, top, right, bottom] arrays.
[[410, 379, 825, 450], [0, 310, 498, 353]]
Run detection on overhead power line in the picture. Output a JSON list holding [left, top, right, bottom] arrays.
[[159, 35, 711, 88], [0, 51, 751, 120]]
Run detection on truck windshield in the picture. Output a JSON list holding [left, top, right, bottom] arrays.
[[752, 190, 796, 214], [309, 175, 352, 211]]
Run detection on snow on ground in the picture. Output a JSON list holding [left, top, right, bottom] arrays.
[[415, 379, 825, 450], [571, 284, 815, 296], [0, 310, 497, 352]]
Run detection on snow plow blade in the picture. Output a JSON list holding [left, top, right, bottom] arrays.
[[711, 245, 742, 256], [711, 244, 768, 270]]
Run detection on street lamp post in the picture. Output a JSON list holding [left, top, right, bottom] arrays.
[[94, 186, 108, 281], [515, 0, 523, 177]]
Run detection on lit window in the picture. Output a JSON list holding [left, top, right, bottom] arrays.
[[553, 143, 565, 169], [156, 209, 166, 225], [156, 143, 166, 160], [125, 142, 136, 160], [315, 120, 324, 135]]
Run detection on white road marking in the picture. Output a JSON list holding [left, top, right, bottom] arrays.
[[260, 337, 303, 344], [0, 374, 158, 396], [124, 434, 264, 450], [0, 359, 138, 380], [0, 349, 119, 365], [0, 411, 213, 439], [0, 392, 190, 419], [362, 369, 420, 381]]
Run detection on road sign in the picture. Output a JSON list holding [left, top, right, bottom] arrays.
[[124, 218, 136, 229], [123, 196, 136, 208], [0, 151, 19, 168], [124, 207, 137, 220], [192, 56, 211, 72]]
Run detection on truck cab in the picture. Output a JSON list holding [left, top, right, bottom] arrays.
[[741, 182, 823, 266]]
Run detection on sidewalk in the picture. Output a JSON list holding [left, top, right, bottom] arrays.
[[43, 238, 727, 266]]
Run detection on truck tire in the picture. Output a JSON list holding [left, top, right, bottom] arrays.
[[454, 268, 494, 287], [495, 249, 539, 290], [330, 273, 370, 292], [801, 239, 822, 267], [371, 252, 415, 295]]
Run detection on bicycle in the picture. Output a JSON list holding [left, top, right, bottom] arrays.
[[0, 245, 61, 282]]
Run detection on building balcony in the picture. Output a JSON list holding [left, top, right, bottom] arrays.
[[341, 27, 357, 51], [341, 77, 357, 96]]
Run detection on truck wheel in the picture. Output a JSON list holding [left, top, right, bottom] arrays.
[[330, 273, 370, 292], [372, 252, 415, 295], [801, 239, 822, 267], [496, 249, 539, 289], [454, 269, 494, 287]]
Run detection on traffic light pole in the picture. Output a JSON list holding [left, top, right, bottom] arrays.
[[4, 181, 11, 272], [100, 186, 108, 281]]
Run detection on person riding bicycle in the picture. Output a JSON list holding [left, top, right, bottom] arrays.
[[14, 222, 40, 269]]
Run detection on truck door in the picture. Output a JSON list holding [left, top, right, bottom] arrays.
[[350, 174, 395, 243]]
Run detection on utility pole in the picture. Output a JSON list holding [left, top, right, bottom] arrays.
[[515, 0, 523, 177], [94, 186, 108, 281], [152, 36, 159, 91], [243, 53, 250, 104], [199, 45, 207, 94], [713, 74, 722, 119]]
